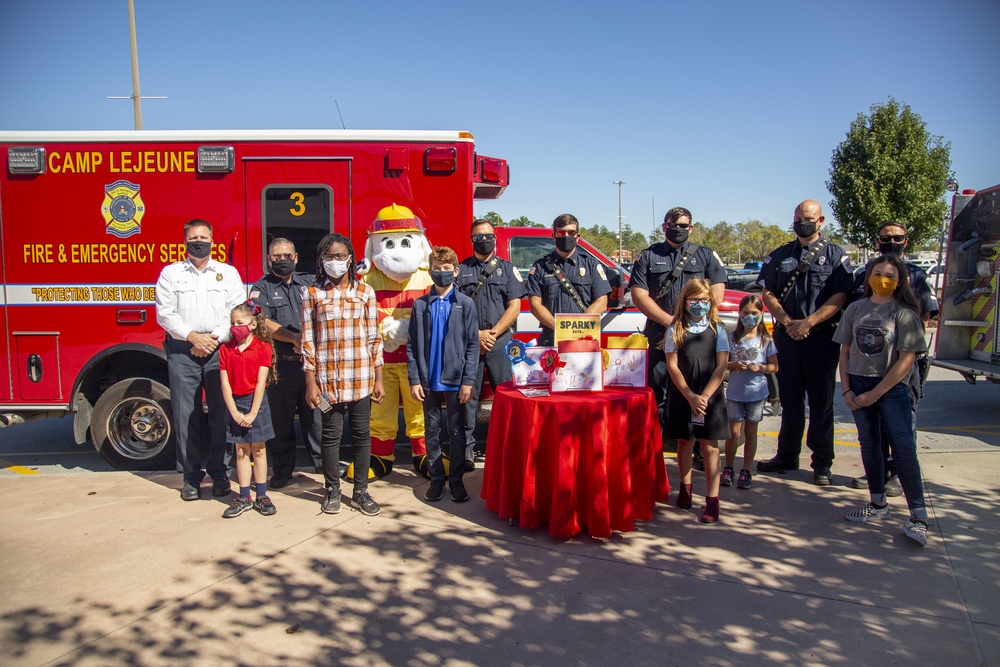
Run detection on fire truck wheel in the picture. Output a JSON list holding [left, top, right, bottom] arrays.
[[91, 378, 176, 471]]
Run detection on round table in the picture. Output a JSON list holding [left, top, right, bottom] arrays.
[[481, 382, 670, 539]]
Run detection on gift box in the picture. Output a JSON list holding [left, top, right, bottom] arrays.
[[604, 334, 648, 387], [512, 346, 556, 387], [551, 337, 603, 392]]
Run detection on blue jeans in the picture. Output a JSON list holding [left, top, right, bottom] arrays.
[[848, 375, 927, 519], [425, 389, 466, 483]]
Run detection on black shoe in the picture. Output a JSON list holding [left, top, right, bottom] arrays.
[[450, 479, 470, 503], [254, 495, 277, 516], [339, 462, 349, 478], [464, 459, 476, 472], [885, 474, 903, 497], [322, 488, 342, 514], [269, 472, 292, 489], [314, 465, 325, 475], [473, 452, 486, 463], [813, 468, 832, 486], [212, 477, 232, 497], [757, 456, 799, 473], [180, 482, 201, 501], [424, 480, 445, 502], [351, 490, 381, 516], [222, 496, 252, 518]]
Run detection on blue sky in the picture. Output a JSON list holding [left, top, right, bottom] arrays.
[[2, 0, 997, 238]]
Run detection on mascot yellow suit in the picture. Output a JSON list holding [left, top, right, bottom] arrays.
[[355, 204, 435, 479]]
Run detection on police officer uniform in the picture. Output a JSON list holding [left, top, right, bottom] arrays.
[[457, 253, 526, 462], [250, 271, 323, 480], [525, 250, 611, 346], [629, 241, 728, 421], [759, 235, 855, 473]]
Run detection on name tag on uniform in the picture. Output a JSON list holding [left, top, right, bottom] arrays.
[[780, 258, 798, 271]]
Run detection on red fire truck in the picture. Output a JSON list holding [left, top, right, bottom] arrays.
[[0, 129, 509, 469]]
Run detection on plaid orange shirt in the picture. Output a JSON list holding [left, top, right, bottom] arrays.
[[301, 279, 383, 404]]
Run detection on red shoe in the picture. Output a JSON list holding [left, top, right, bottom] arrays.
[[677, 484, 693, 509], [701, 496, 720, 524]]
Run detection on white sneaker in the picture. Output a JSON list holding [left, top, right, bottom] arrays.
[[845, 502, 891, 522], [902, 519, 928, 546]]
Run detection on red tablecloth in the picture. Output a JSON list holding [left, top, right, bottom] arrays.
[[482, 382, 670, 539]]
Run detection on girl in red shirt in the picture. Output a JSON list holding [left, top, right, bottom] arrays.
[[220, 302, 278, 518]]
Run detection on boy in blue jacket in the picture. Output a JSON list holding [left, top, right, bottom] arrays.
[[408, 246, 480, 502]]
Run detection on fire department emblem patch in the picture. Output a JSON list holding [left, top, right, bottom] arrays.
[[101, 180, 145, 238]]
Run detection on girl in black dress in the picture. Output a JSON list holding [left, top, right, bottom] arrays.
[[663, 279, 730, 523]]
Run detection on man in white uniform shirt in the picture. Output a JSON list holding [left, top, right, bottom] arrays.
[[155, 219, 246, 501]]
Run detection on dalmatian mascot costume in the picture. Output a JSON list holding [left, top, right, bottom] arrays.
[[355, 203, 435, 479]]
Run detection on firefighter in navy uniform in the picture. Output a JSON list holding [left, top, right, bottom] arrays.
[[757, 199, 856, 486], [629, 206, 728, 431], [849, 221, 939, 495], [525, 214, 611, 347], [250, 238, 323, 488], [457, 218, 526, 470]]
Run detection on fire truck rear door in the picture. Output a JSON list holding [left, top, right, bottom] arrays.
[[0, 262, 9, 400], [244, 159, 353, 280]]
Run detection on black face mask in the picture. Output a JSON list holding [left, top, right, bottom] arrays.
[[877, 241, 906, 256], [665, 227, 690, 245], [185, 240, 212, 259], [555, 235, 578, 253], [430, 270, 456, 288], [473, 239, 495, 256], [271, 259, 295, 276], [793, 220, 818, 238]]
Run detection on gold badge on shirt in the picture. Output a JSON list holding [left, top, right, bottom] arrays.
[[579, 267, 586, 277], [216, 273, 223, 281]]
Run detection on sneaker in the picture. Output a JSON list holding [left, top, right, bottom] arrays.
[[450, 479, 470, 503], [720, 467, 735, 487], [424, 480, 445, 502], [902, 519, 928, 546], [844, 502, 891, 522], [885, 474, 903, 498], [254, 495, 276, 516], [222, 496, 253, 519], [351, 490, 381, 516], [737, 469, 753, 489], [321, 488, 342, 514]]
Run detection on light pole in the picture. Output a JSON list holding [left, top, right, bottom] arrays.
[[614, 180, 625, 264]]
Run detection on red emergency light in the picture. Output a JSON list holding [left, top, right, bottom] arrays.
[[480, 157, 505, 184], [424, 147, 456, 173]]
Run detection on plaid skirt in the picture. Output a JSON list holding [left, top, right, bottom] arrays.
[[225, 392, 276, 445]]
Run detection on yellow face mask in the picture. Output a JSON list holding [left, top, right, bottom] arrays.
[[869, 275, 897, 297]]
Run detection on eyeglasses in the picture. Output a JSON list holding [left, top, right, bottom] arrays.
[[878, 234, 906, 243], [270, 253, 295, 261], [322, 253, 350, 261], [667, 223, 692, 230], [686, 298, 712, 306], [472, 233, 496, 242], [554, 229, 579, 237]]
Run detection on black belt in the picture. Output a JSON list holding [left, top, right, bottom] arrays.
[[279, 354, 302, 362]]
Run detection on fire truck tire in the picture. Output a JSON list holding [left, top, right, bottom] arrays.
[[91, 378, 176, 471]]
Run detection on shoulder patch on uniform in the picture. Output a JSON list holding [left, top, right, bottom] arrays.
[[513, 267, 523, 281], [528, 265, 536, 276], [841, 255, 850, 266], [764, 255, 771, 264], [712, 250, 723, 264], [596, 264, 606, 280], [249, 290, 260, 299]]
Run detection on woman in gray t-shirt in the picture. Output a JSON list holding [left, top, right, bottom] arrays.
[[833, 254, 930, 545]]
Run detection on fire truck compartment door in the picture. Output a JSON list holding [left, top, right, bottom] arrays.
[[244, 159, 351, 283], [0, 301, 9, 400], [13, 333, 62, 401]]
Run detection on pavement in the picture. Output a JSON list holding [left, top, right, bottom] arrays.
[[1, 371, 998, 666]]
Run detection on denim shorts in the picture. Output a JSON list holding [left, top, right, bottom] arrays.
[[727, 398, 766, 423]]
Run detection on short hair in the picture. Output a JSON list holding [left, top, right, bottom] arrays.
[[430, 245, 459, 268], [268, 237, 296, 253], [664, 207, 692, 226], [184, 219, 212, 236], [877, 221, 908, 236], [552, 214, 579, 230], [470, 219, 494, 234]]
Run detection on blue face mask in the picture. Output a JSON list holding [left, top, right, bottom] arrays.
[[687, 302, 711, 319], [741, 314, 761, 328]]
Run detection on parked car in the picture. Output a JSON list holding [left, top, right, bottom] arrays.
[[741, 260, 765, 273]]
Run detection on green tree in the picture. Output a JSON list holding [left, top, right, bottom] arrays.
[[483, 211, 504, 227], [737, 220, 793, 261], [827, 97, 952, 248], [507, 215, 543, 227]]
